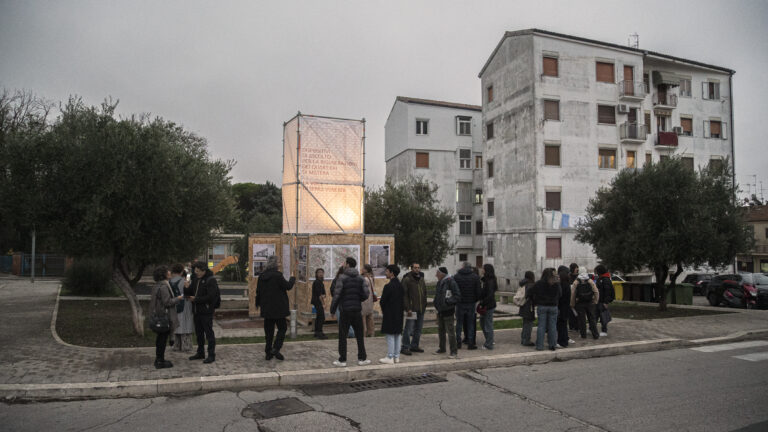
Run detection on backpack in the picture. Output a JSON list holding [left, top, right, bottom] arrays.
[[512, 287, 526, 307], [575, 282, 594, 303]]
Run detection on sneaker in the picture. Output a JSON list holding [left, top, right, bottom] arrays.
[[189, 353, 205, 360], [522, 341, 535, 347], [410, 347, 424, 353], [434, 349, 446, 355], [394, 357, 400, 363], [379, 357, 394, 364], [557, 344, 567, 348], [550, 347, 556, 351], [357, 359, 371, 366], [599, 332, 608, 337], [400, 348, 412, 356], [482, 345, 493, 350], [568, 339, 575, 344], [467, 345, 478, 350], [448, 352, 457, 359], [332, 360, 346, 367]]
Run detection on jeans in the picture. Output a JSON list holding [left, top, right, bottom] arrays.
[[536, 305, 558, 350], [312, 301, 325, 334], [576, 303, 599, 338], [455, 303, 477, 347], [556, 306, 570, 347], [336, 309, 355, 338], [480, 308, 495, 349], [193, 313, 215, 357], [338, 310, 366, 362], [402, 310, 424, 349], [264, 318, 287, 354], [521, 318, 534, 344], [155, 330, 170, 360], [385, 333, 402, 359], [437, 311, 457, 353], [595, 303, 609, 332]]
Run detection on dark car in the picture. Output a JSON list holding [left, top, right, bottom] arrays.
[[703, 273, 761, 308], [682, 273, 713, 296], [742, 273, 768, 309]]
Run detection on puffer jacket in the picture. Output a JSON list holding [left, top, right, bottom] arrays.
[[480, 276, 498, 309], [330, 267, 368, 314], [191, 269, 220, 315], [454, 267, 482, 304]]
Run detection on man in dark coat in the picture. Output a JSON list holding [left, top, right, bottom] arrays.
[[311, 268, 328, 339], [330, 257, 370, 367], [187, 261, 220, 363], [454, 261, 482, 350], [434, 267, 461, 357], [401, 263, 427, 354], [256, 255, 296, 361]]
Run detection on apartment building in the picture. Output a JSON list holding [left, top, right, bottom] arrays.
[[479, 29, 734, 286], [385, 96, 485, 273], [737, 206, 768, 273]]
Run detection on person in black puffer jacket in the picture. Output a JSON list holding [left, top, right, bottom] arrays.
[[479, 264, 498, 350], [187, 261, 220, 364], [330, 257, 370, 367], [256, 255, 296, 361], [532, 268, 561, 351], [518, 271, 536, 346], [556, 266, 572, 348], [453, 262, 482, 350]]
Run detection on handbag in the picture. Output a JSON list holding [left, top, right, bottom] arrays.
[[148, 313, 170, 333], [512, 288, 526, 307], [476, 304, 487, 316]]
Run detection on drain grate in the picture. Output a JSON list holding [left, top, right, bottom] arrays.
[[302, 373, 447, 396], [242, 397, 315, 419]]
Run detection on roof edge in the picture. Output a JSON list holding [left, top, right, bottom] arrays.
[[394, 96, 481, 112]]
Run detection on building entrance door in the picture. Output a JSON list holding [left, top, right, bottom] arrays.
[[475, 256, 483, 269]]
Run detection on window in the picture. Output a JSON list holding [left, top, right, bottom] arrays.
[[487, 200, 495, 217], [459, 149, 471, 169], [643, 73, 650, 93], [415, 152, 429, 168], [645, 152, 652, 165], [545, 191, 561, 211], [596, 61, 615, 83], [459, 253, 468, 262], [487, 240, 494, 257], [660, 155, 670, 162], [476, 220, 483, 235], [474, 188, 483, 204], [544, 100, 560, 121], [544, 145, 560, 166], [626, 150, 636, 169], [681, 117, 693, 136], [543, 56, 558, 77], [628, 107, 637, 123], [598, 148, 616, 169], [679, 78, 691, 97], [644, 111, 652, 131], [456, 116, 471, 135], [702, 81, 720, 100], [487, 160, 494, 178], [416, 119, 429, 135], [475, 155, 483, 169], [682, 157, 694, 170], [704, 120, 726, 139], [486, 122, 494, 139], [597, 105, 616, 124], [656, 115, 668, 132], [459, 215, 472, 235], [709, 158, 724, 171], [487, 85, 494, 103], [546, 237, 561, 259]]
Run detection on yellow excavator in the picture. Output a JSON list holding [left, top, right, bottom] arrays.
[[210, 255, 239, 275]]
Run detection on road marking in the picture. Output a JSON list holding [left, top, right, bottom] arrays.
[[691, 341, 768, 352], [732, 351, 768, 362]]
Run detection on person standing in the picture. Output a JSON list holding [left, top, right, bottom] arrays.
[[379, 264, 405, 364], [150, 266, 182, 369], [594, 264, 614, 337], [401, 263, 427, 355], [568, 263, 580, 331], [330, 257, 370, 367], [518, 271, 536, 347], [361, 264, 376, 337], [570, 272, 600, 340], [479, 264, 498, 350], [331, 266, 355, 339], [532, 268, 561, 351], [311, 268, 328, 339], [170, 264, 194, 352], [433, 267, 461, 358], [454, 261, 482, 350], [255, 255, 296, 361], [556, 266, 574, 348], [187, 261, 220, 364]]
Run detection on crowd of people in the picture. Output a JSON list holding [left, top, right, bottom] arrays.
[[148, 258, 614, 369]]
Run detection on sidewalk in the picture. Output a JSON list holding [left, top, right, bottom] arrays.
[[1, 277, 767, 401]]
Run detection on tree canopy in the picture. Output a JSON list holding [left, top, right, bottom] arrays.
[[576, 158, 753, 310], [365, 176, 454, 268]]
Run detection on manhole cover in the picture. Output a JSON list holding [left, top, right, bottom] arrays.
[[302, 373, 447, 396], [242, 397, 315, 419]]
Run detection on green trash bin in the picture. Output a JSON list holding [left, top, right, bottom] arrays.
[[675, 283, 693, 305], [642, 284, 654, 302]]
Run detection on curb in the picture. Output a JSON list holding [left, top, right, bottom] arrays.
[[5, 330, 768, 401]]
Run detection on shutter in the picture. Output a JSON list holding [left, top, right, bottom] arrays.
[[416, 152, 429, 168], [543, 57, 558, 76], [702, 82, 709, 99], [721, 122, 727, 140], [546, 238, 561, 259], [545, 192, 561, 211], [681, 118, 693, 134], [710, 121, 721, 136], [714, 83, 720, 100], [544, 100, 559, 120], [598, 105, 616, 124], [624, 65, 634, 82], [596, 62, 614, 83], [703, 120, 711, 138], [545, 146, 560, 166]]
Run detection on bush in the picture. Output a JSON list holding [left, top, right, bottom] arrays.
[[219, 263, 244, 282], [62, 257, 113, 295]]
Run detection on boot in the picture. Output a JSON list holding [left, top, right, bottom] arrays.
[[155, 358, 173, 369], [189, 352, 205, 360], [203, 354, 216, 364]]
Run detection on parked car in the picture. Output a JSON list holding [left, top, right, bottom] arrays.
[[703, 274, 759, 309], [742, 273, 768, 309], [681, 273, 713, 296]]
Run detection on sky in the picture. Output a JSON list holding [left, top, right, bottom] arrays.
[[1, 0, 767, 198]]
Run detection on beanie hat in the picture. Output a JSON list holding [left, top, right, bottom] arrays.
[[438, 267, 449, 275]]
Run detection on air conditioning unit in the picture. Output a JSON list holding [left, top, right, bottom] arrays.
[[617, 104, 630, 114], [672, 126, 683, 135]]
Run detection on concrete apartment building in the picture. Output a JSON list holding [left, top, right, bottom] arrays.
[[478, 29, 735, 286], [385, 96, 485, 273], [737, 206, 768, 273]]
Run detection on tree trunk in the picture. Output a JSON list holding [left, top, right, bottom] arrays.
[[656, 265, 669, 312], [112, 257, 144, 336], [668, 263, 684, 307]]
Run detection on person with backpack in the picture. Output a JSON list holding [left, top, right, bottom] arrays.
[[255, 255, 296, 361], [570, 272, 600, 340], [532, 268, 561, 351], [594, 264, 615, 337], [186, 261, 221, 364], [433, 267, 461, 358], [517, 271, 536, 347], [330, 257, 371, 367]]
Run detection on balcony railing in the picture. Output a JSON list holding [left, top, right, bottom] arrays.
[[618, 81, 647, 99], [656, 131, 678, 147], [620, 122, 648, 142], [653, 93, 678, 107]]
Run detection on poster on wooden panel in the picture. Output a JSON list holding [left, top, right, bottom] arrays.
[[252, 243, 276, 277], [369, 244, 390, 278]]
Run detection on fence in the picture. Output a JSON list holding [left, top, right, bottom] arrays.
[[11, 253, 69, 276]]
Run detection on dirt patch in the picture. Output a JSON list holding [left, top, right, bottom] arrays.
[[609, 302, 732, 320], [56, 300, 155, 347]]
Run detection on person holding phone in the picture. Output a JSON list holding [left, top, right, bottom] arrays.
[[170, 264, 195, 352]]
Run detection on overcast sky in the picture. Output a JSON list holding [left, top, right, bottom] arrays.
[[1, 0, 767, 198]]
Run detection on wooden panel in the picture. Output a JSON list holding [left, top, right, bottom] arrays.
[[544, 145, 560, 166], [543, 57, 558, 76], [596, 62, 615, 83], [544, 100, 559, 120], [623, 65, 634, 82], [546, 238, 561, 259], [416, 152, 429, 168], [681, 118, 693, 133], [710, 120, 721, 135]]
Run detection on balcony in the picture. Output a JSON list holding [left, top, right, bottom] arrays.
[[653, 92, 678, 108], [619, 122, 648, 143], [618, 81, 647, 101], [656, 131, 678, 148]]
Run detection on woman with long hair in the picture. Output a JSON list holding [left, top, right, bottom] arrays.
[[150, 265, 182, 368], [532, 267, 561, 351], [479, 264, 498, 350], [361, 264, 376, 337]]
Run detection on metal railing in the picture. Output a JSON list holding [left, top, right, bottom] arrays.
[[620, 122, 648, 141], [652, 93, 678, 107], [618, 81, 647, 98]]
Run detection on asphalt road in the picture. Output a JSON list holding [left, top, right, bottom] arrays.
[[2, 341, 767, 432]]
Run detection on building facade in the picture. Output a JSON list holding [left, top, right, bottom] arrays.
[[737, 206, 768, 273], [385, 97, 485, 274], [478, 29, 735, 287]]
